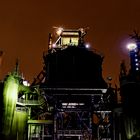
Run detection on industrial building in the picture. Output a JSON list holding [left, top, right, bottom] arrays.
[[119, 31, 140, 140], [1, 27, 137, 140]]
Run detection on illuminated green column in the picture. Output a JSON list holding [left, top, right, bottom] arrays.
[[17, 111, 28, 140], [2, 74, 19, 137]]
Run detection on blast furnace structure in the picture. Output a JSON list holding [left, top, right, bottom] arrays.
[[0, 27, 117, 140]]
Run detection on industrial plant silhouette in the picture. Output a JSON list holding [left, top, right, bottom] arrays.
[[0, 28, 140, 140]]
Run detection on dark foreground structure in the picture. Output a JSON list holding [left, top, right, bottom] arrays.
[[119, 32, 140, 140], [1, 27, 139, 140]]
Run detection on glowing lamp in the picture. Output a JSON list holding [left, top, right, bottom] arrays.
[[56, 27, 63, 35], [52, 43, 56, 48], [85, 43, 90, 49], [127, 43, 137, 51], [23, 80, 30, 86]]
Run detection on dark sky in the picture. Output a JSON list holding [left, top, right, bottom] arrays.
[[0, 0, 140, 85]]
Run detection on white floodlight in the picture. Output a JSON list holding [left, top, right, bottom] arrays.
[[56, 27, 63, 36], [23, 80, 30, 86], [127, 43, 137, 51], [85, 43, 90, 49], [52, 43, 56, 48]]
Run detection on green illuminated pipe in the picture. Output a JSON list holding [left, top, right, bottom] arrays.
[[10, 111, 28, 140], [2, 72, 39, 139], [2, 74, 19, 136]]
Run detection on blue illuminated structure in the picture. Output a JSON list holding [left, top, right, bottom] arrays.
[[127, 31, 140, 77], [119, 31, 140, 139]]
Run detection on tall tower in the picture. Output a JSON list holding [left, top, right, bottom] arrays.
[[31, 27, 116, 140], [119, 31, 140, 139], [127, 31, 140, 77]]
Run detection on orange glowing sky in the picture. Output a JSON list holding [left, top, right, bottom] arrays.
[[0, 0, 140, 85]]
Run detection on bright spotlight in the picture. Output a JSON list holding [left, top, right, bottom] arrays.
[[56, 27, 63, 36], [85, 43, 90, 49], [127, 43, 137, 51], [23, 80, 30, 86], [52, 43, 56, 48]]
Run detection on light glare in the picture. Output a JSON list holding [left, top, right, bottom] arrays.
[[85, 43, 90, 49], [127, 43, 137, 51], [56, 27, 63, 35], [52, 44, 56, 48]]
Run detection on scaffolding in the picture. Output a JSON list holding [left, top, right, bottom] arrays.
[[39, 87, 113, 140]]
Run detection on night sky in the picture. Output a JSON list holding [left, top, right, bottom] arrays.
[[0, 0, 140, 86]]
